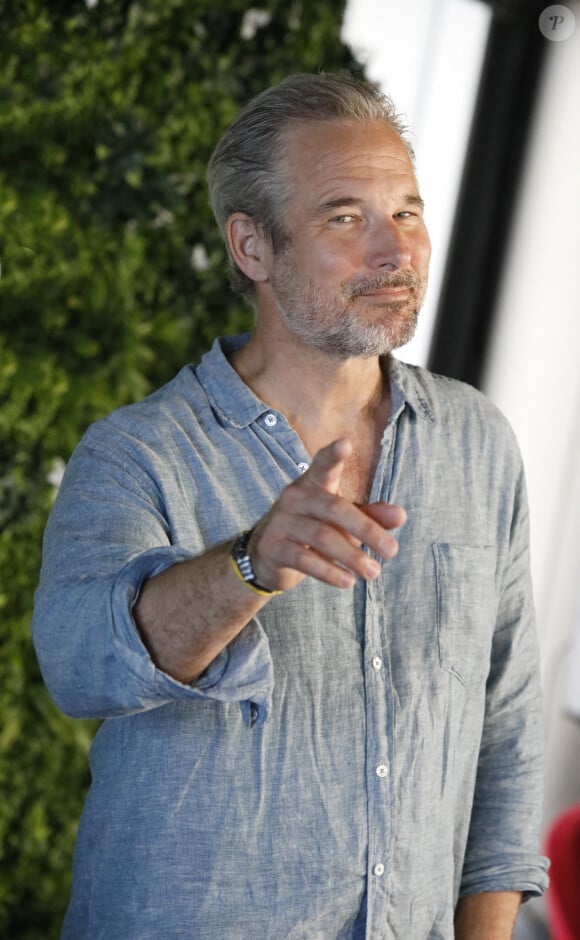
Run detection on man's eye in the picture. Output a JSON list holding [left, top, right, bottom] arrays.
[[332, 214, 358, 223]]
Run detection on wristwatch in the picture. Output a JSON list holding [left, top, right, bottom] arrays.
[[229, 529, 282, 597]]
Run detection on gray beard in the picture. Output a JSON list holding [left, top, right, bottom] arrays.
[[281, 301, 419, 359], [270, 254, 425, 360]]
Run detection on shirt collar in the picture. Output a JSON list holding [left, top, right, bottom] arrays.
[[388, 356, 436, 423], [195, 334, 435, 429], [195, 334, 271, 429]]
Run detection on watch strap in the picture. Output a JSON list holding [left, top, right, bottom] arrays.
[[230, 530, 282, 597]]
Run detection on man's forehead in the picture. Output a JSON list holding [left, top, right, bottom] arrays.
[[280, 119, 414, 175], [278, 119, 418, 201]]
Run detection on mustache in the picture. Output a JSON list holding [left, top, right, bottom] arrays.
[[343, 270, 423, 298]]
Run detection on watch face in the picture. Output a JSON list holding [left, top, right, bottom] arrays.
[[233, 533, 254, 582]]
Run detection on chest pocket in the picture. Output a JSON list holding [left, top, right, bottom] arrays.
[[432, 543, 497, 687]]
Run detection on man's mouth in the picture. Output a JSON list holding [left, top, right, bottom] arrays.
[[359, 286, 410, 299], [344, 272, 421, 300]]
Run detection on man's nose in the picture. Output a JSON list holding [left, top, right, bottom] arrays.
[[365, 219, 412, 270]]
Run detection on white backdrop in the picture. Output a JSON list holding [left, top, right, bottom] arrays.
[[342, 0, 491, 366]]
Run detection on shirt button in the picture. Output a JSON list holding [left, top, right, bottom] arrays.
[[372, 655, 383, 670], [264, 413, 277, 427], [297, 462, 310, 473], [373, 863, 385, 877], [376, 764, 389, 778]]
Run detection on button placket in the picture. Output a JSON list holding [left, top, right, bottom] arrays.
[[362, 428, 396, 929]]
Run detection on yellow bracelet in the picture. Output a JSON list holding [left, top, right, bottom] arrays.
[[229, 554, 282, 596]]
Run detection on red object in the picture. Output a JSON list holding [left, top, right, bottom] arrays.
[[545, 802, 580, 940]]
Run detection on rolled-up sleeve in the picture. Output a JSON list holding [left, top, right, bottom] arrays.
[[32, 426, 274, 722], [459, 465, 550, 898]]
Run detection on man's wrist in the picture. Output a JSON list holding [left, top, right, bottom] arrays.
[[229, 530, 282, 597]]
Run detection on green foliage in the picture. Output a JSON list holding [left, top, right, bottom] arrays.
[[0, 0, 360, 934]]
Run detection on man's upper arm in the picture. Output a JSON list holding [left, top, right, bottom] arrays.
[[32, 426, 196, 717], [459, 461, 549, 899]]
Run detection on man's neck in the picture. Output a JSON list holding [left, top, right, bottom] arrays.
[[229, 324, 391, 437]]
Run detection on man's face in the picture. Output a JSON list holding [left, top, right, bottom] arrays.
[[263, 120, 431, 359]]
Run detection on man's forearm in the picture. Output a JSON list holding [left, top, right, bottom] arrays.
[[134, 539, 269, 684], [454, 891, 522, 939]]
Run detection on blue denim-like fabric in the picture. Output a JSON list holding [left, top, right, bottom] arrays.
[[32, 334, 549, 939]]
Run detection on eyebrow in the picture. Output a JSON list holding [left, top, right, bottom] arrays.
[[404, 194, 426, 210], [314, 193, 425, 216]]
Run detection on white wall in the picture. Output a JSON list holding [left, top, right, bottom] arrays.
[[342, 0, 491, 366]]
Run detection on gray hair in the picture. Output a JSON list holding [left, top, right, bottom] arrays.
[[206, 72, 414, 297]]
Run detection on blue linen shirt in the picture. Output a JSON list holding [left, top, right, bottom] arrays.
[[32, 334, 549, 939]]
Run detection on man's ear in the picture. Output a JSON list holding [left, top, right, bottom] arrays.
[[226, 214, 271, 283]]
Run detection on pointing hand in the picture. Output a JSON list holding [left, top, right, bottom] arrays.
[[248, 438, 406, 593]]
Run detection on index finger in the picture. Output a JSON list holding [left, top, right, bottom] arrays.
[[305, 438, 353, 493]]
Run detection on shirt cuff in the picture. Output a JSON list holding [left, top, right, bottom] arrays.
[[191, 620, 274, 727], [112, 547, 274, 724], [460, 855, 550, 900]]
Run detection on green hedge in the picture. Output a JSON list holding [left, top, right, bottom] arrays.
[[0, 1, 361, 935]]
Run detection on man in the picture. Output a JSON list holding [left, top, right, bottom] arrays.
[[33, 72, 548, 938]]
